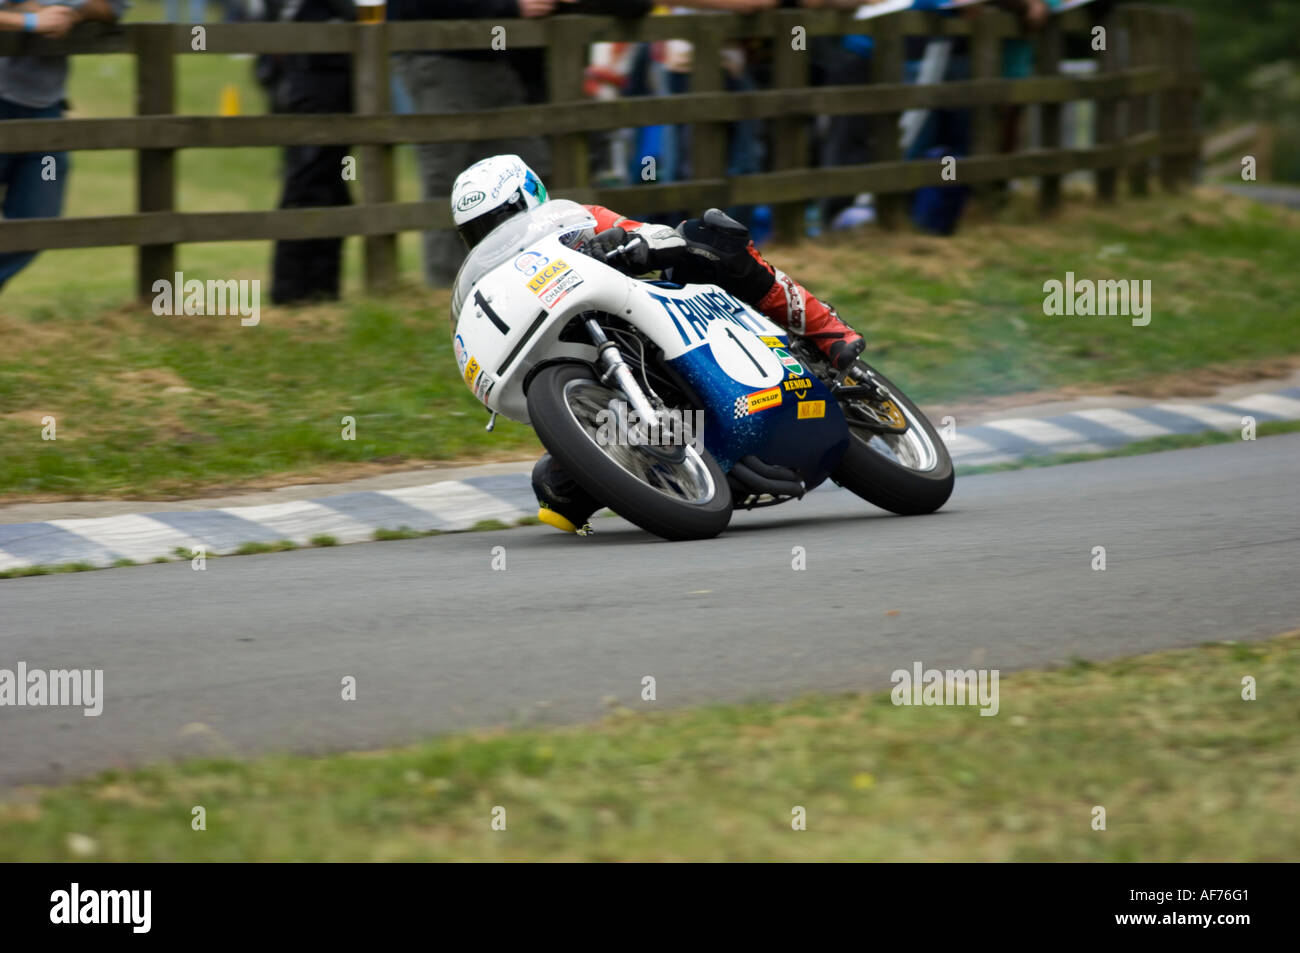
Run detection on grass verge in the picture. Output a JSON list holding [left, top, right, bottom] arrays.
[[1, 631, 1296, 861]]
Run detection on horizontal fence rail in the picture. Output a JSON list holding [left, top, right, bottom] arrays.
[[0, 5, 1200, 298]]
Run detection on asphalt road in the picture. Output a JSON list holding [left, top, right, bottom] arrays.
[[1218, 183, 1300, 210], [2, 436, 1298, 788]]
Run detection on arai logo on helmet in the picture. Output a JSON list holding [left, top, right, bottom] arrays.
[[456, 191, 486, 213]]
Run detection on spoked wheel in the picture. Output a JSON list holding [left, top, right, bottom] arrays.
[[527, 363, 733, 541], [828, 361, 954, 515]]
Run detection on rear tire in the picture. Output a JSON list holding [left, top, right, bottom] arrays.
[[830, 365, 954, 515], [527, 363, 733, 541]]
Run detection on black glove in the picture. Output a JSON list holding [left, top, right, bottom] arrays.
[[678, 208, 752, 264], [586, 226, 629, 264], [673, 208, 774, 302], [588, 224, 686, 275]]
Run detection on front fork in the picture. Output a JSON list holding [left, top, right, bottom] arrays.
[[585, 317, 663, 434]]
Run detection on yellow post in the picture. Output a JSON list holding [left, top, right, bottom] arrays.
[[219, 84, 240, 117]]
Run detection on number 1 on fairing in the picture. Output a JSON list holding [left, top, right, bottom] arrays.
[[725, 325, 767, 376]]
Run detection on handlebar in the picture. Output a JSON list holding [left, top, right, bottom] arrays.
[[602, 241, 635, 264]]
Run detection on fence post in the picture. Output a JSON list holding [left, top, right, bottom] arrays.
[[1094, 6, 1122, 202], [1124, 6, 1152, 197], [546, 17, 590, 196], [134, 24, 176, 302], [1174, 11, 1201, 186], [1036, 16, 1063, 215], [770, 12, 811, 243], [689, 23, 726, 188], [353, 22, 397, 292], [1156, 8, 1190, 193], [970, 9, 1002, 205], [870, 13, 905, 230]]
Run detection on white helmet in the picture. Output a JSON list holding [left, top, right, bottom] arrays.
[[450, 154, 549, 250]]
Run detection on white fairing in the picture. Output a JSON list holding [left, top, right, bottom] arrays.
[[450, 200, 785, 425]]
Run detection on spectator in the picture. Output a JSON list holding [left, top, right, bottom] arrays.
[[629, 2, 775, 231], [390, 0, 556, 288], [994, 0, 1060, 153], [0, 0, 125, 292], [584, 40, 641, 184], [254, 0, 357, 305], [799, 0, 891, 226], [392, 0, 647, 287]]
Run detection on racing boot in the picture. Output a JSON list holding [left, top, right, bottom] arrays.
[[767, 288, 864, 370], [531, 454, 600, 535], [755, 269, 864, 371]]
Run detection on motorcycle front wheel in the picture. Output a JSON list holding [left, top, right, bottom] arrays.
[[526, 363, 733, 541]]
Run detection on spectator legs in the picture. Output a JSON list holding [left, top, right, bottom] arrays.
[[394, 52, 549, 287], [271, 143, 352, 304], [0, 101, 67, 291], [813, 38, 872, 227], [724, 71, 764, 231], [269, 68, 353, 305]]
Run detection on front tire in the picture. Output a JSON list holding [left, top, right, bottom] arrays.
[[527, 363, 733, 541], [830, 363, 954, 515]]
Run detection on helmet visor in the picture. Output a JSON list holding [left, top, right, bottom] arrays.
[[458, 191, 530, 250]]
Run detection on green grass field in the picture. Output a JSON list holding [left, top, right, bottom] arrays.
[[3, 39, 1299, 499], [2, 631, 1295, 861]]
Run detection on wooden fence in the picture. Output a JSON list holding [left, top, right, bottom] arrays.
[[0, 5, 1199, 298]]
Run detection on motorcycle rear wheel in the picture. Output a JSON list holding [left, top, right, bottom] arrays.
[[829, 362, 954, 515]]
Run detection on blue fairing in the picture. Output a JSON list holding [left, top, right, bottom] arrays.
[[667, 333, 849, 490]]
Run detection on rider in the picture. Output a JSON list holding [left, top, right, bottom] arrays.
[[450, 154, 866, 534]]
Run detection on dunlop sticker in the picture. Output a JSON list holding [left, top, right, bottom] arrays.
[[733, 386, 782, 419]]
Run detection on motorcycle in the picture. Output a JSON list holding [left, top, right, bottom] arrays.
[[449, 199, 953, 541]]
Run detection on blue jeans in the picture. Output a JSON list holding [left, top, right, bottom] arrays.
[[0, 99, 68, 291], [163, 0, 208, 21], [904, 55, 972, 160]]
